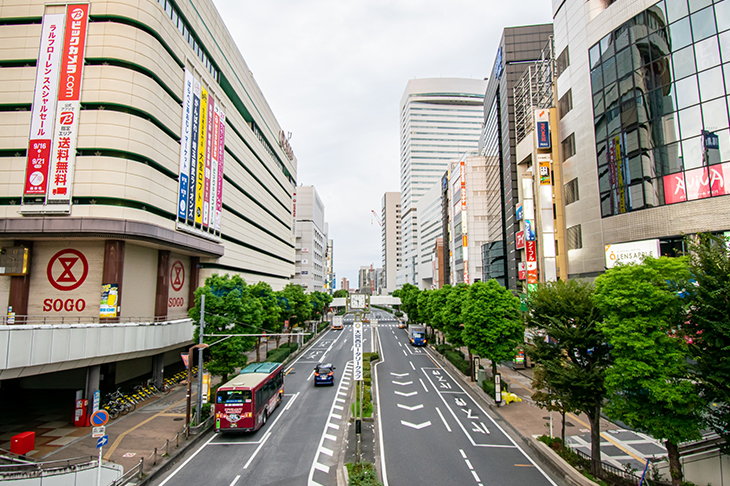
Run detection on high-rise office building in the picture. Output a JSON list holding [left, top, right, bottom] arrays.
[[292, 186, 327, 292], [479, 25, 555, 291], [381, 191, 401, 294], [398, 78, 487, 288]]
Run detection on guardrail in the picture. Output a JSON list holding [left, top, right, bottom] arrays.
[[0, 455, 97, 477], [571, 447, 670, 486]]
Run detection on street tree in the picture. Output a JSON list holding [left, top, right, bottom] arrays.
[[428, 284, 452, 343], [461, 280, 523, 379], [278, 284, 312, 344], [685, 233, 730, 449], [417, 290, 433, 333], [189, 274, 263, 382], [250, 281, 282, 363], [393, 284, 420, 323], [333, 289, 349, 298], [442, 283, 468, 349], [594, 257, 705, 486], [526, 279, 609, 475]]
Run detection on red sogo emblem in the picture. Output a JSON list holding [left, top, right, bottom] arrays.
[[170, 260, 185, 292], [47, 249, 89, 291]]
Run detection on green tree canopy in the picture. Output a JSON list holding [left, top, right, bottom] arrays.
[[442, 283, 468, 347], [428, 284, 452, 332], [594, 257, 704, 486], [685, 233, 730, 450], [278, 284, 312, 327], [393, 284, 420, 323], [461, 280, 523, 376], [527, 279, 609, 474], [417, 290, 433, 328], [333, 289, 349, 298], [189, 274, 263, 381]]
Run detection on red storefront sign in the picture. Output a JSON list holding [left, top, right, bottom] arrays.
[[518, 262, 526, 280], [516, 230, 525, 250]]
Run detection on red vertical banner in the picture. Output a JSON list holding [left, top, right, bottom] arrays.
[[24, 13, 65, 196], [526, 240, 538, 284], [47, 4, 89, 204]]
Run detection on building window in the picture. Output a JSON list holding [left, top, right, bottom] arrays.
[[561, 133, 576, 161], [564, 178, 579, 205], [558, 89, 573, 119], [556, 47, 570, 78], [566, 225, 582, 250]]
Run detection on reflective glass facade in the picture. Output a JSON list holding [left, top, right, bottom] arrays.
[[590, 0, 730, 217]]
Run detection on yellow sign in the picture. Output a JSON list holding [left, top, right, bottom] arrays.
[[202, 372, 211, 403], [195, 86, 208, 225]]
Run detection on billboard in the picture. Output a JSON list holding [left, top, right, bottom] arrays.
[[24, 13, 65, 197], [605, 239, 660, 268], [535, 109, 550, 149], [177, 69, 194, 220], [47, 4, 90, 205]]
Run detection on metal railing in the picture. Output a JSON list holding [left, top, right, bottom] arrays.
[[571, 447, 670, 486], [0, 314, 191, 326], [0, 455, 96, 476]]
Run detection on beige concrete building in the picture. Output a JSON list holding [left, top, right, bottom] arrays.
[[0, 0, 296, 411], [380, 191, 401, 294], [291, 185, 327, 293]]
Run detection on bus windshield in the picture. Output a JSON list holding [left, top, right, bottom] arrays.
[[216, 390, 252, 405]]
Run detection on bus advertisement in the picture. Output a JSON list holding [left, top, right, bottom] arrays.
[[215, 362, 284, 433]]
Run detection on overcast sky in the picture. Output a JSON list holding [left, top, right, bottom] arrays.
[[211, 0, 553, 287]]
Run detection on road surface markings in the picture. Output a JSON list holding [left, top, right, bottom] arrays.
[[409, 361, 416, 371], [390, 372, 409, 377], [331, 413, 342, 419], [243, 431, 272, 469], [419, 378, 429, 392], [320, 446, 334, 457], [334, 404, 344, 411], [394, 390, 417, 397], [314, 463, 330, 473], [401, 420, 431, 429], [397, 403, 423, 411], [324, 433, 337, 441], [158, 434, 216, 485], [327, 423, 340, 430], [435, 407, 451, 432], [459, 449, 483, 486], [392, 380, 413, 386], [284, 392, 300, 411], [402, 350, 407, 356], [229, 475, 241, 486]]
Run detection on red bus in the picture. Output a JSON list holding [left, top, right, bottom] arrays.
[[214, 362, 284, 433]]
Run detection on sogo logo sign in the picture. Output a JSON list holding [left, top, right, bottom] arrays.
[[169, 260, 185, 308], [44, 249, 89, 312]]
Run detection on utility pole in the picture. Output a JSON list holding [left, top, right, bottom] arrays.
[[195, 295, 205, 425]]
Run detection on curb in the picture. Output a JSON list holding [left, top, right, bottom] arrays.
[[136, 423, 214, 485], [525, 437, 599, 486]]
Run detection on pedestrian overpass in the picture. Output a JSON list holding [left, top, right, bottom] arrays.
[[330, 296, 400, 307]]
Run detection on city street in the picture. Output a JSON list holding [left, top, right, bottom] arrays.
[[150, 320, 371, 486]]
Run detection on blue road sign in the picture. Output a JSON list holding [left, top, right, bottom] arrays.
[[97, 435, 108, 449], [90, 410, 109, 427]]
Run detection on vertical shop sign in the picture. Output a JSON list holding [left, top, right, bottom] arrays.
[[178, 68, 194, 221], [208, 105, 219, 231], [187, 80, 201, 223], [100, 284, 118, 318], [460, 160, 469, 284], [195, 85, 208, 225], [535, 109, 550, 149], [215, 112, 225, 232], [47, 4, 89, 205], [24, 13, 65, 196], [202, 96, 214, 228]]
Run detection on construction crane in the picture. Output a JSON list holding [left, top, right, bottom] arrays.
[[371, 210, 382, 227]]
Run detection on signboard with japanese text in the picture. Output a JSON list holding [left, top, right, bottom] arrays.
[[353, 321, 363, 381], [518, 262, 526, 280], [525, 220, 536, 241], [535, 109, 550, 149], [516, 230, 525, 250], [538, 154, 552, 186], [194, 84, 208, 225], [24, 13, 65, 197], [99, 283, 118, 318], [515, 203, 523, 221], [46, 4, 89, 206], [177, 68, 194, 220]]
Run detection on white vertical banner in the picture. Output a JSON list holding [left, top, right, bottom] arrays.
[[208, 104, 219, 231], [23, 12, 65, 197], [353, 320, 363, 381], [178, 67, 194, 221], [47, 4, 90, 205]]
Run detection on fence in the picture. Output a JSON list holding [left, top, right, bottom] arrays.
[[0, 314, 190, 326], [571, 447, 671, 486]]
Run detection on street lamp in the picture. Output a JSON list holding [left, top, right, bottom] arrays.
[[185, 343, 209, 438]]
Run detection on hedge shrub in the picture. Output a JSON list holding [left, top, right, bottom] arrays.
[[346, 462, 382, 486], [265, 342, 299, 362], [444, 350, 470, 375]]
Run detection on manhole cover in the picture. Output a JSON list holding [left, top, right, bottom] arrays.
[[173, 418, 184, 421]]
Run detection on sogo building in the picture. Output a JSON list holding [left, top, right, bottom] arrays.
[[0, 0, 296, 393]]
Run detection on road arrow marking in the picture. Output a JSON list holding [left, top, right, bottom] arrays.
[[401, 420, 431, 429], [392, 381, 413, 386], [390, 372, 409, 377], [394, 391, 418, 397], [397, 403, 424, 411]]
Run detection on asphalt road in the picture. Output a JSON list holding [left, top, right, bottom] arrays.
[[375, 320, 559, 486], [152, 320, 371, 486]]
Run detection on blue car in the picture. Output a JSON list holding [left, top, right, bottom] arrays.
[[313, 363, 335, 386]]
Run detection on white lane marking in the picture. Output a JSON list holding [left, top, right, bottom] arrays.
[[243, 431, 272, 469], [336, 398, 346, 403], [422, 349, 558, 486], [331, 413, 342, 419], [390, 372, 409, 377], [284, 392, 300, 411], [158, 434, 216, 485], [398, 342, 403, 347], [394, 391, 417, 397], [337, 391, 347, 396], [391, 381, 413, 386], [401, 420, 431, 429], [308, 360, 353, 486], [229, 475, 241, 486], [466, 459, 474, 470], [334, 405, 344, 411], [402, 350, 407, 356], [472, 470, 481, 482], [372, 322, 390, 486], [409, 361, 416, 371], [459, 449, 467, 459], [419, 378, 429, 392], [320, 446, 334, 457], [436, 407, 452, 432], [397, 403, 423, 411]]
